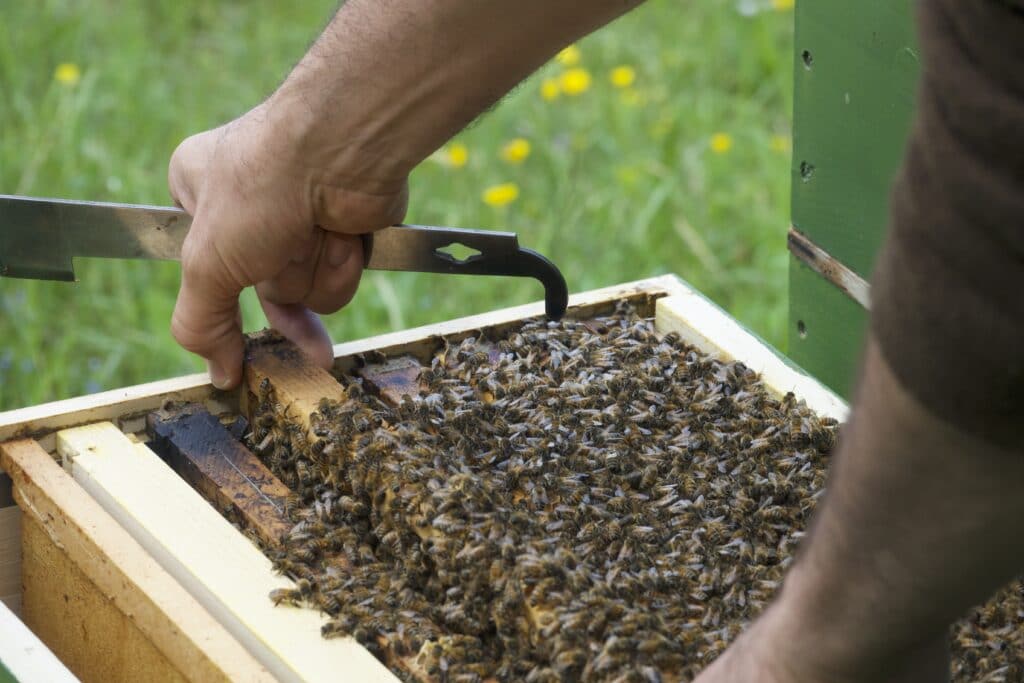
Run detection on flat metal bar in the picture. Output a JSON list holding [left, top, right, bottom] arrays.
[[787, 226, 871, 310], [0, 195, 189, 280]]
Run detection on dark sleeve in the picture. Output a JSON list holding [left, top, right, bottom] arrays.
[[870, 0, 1024, 448]]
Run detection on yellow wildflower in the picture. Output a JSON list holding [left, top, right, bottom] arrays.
[[770, 134, 791, 153], [54, 62, 81, 86], [609, 66, 636, 89], [559, 68, 592, 96], [555, 44, 581, 67], [771, 0, 795, 9], [709, 132, 733, 154], [482, 183, 520, 207], [445, 142, 469, 168], [500, 138, 531, 165], [540, 78, 561, 101]]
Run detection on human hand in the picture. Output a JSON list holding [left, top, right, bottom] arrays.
[[168, 99, 408, 389], [692, 600, 950, 683]]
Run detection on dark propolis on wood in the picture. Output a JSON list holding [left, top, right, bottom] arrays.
[[353, 355, 424, 405], [352, 341, 505, 407], [147, 404, 293, 548]]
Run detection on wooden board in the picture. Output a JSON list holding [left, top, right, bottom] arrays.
[[0, 276, 844, 451], [0, 506, 21, 614], [0, 594, 77, 683], [57, 423, 397, 683], [0, 438, 273, 683], [242, 332, 348, 437], [0, 372, 232, 453], [148, 405, 293, 548], [21, 517, 184, 683]]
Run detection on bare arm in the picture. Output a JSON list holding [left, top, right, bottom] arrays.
[[277, 0, 643, 195], [169, 0, 643, 388]]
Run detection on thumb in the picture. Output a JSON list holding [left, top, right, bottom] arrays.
[[171, 228, 245, 389]]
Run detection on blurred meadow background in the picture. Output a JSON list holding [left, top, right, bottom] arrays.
[[0, 0, 795, 410]]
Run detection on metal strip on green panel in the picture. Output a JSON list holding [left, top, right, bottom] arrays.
[[791, 0, 917, 279], [787, 227, 870, 309], [788, 257, 867, 399]]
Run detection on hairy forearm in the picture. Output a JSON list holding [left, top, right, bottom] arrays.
[[267, 0, 643, 193], [766, 337, 1024, 680]]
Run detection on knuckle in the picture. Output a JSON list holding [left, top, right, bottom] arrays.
[[314, 182, 408, 234], [180, 247, 210, 285], [170, 311, 208, 355], [180, 233, 229, 288], [171, 300, 238, 358]]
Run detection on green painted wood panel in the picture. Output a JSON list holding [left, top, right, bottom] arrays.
[[0, 661, 16, 683], [790, 0, 917, 279], [788, 258, 867, 399]]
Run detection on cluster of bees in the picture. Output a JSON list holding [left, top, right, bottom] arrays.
[[247, 305, 1023, 682], [953, 586, 1024, 681]]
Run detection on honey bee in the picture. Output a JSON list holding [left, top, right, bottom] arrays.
[[269, 586, 304, 607]]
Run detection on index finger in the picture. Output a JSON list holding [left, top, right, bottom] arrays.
[[171, 230, 246, 389]]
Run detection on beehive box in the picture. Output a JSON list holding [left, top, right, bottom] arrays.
[[0, 275, 845, 682]]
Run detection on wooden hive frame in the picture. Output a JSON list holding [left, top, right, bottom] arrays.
[[0, 275, 847, 681]]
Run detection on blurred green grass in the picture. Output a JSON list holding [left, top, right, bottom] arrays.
[[0, 0, 794, 410]]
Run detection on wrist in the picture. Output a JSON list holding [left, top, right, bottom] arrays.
[[262, 81, 414, 198], [725, 601, 949, 683], [756, 558, 952, 683]]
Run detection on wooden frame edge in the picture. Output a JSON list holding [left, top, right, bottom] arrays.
[[0, 439, 274, 683], [58, 423, 399, 683]]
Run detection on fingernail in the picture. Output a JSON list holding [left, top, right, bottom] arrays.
[[326, 236, 351, 267], [208, 361, 231, 390]]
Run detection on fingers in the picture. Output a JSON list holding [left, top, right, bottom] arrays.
[[256, 231, 364, 315], [255, 231, 322, 305], [169, 132, 251, 390], [171, 242, 246, 389], [258, 296, 335, 370], [314, 182, 409, 235], [304, 233, 364, 314]]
